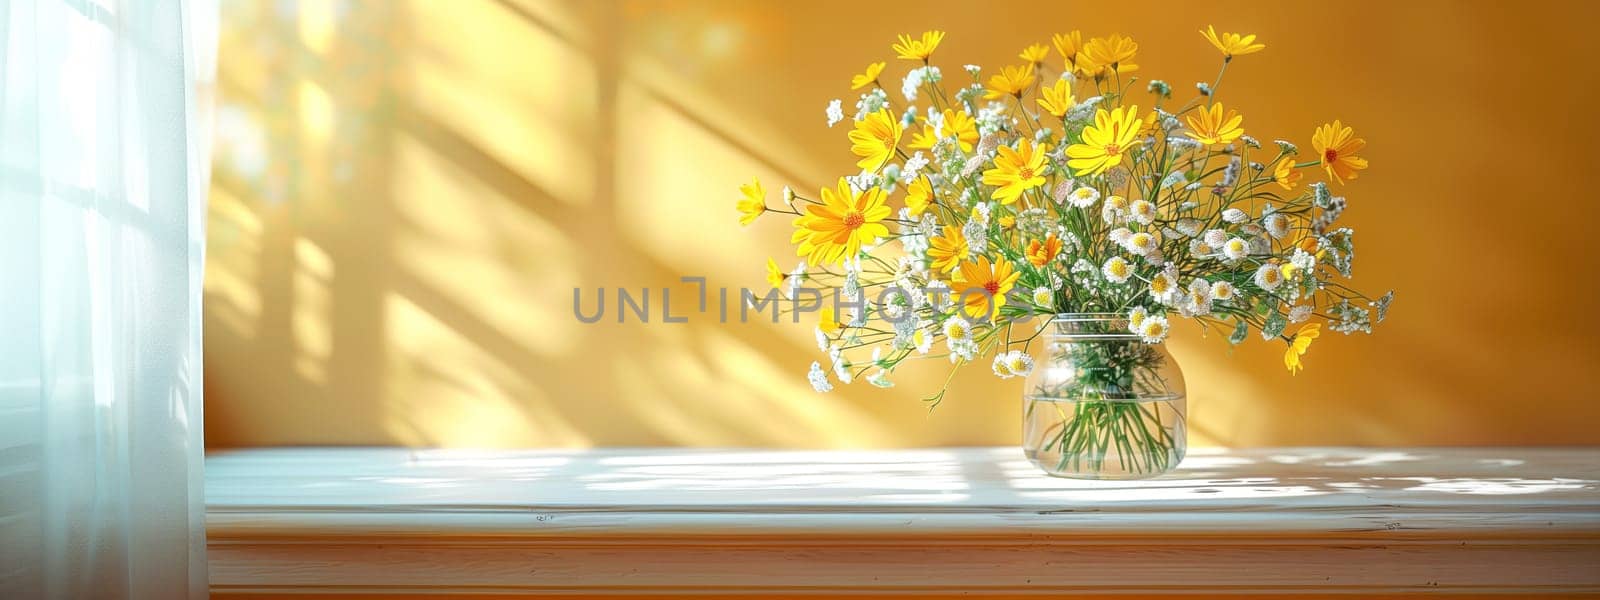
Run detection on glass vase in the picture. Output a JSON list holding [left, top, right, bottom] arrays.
[[1022, 313, 1187, 479]]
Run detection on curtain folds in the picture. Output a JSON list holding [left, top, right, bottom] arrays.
[[0, 1, 216, 598]]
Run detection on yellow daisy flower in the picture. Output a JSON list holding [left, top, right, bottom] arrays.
[[1284, 323, 1321, 375], [981, 139, 1050, 204], [737, 177, 765, 226], [1052, 31, 1083, 66], [848, 109, 903, 172], [905, 176, 933, 217], [765, 257, 785, 289], [985, 64, 1036, 99], [1026, 234, 1062, 267], [1200, 26, 1265, 59], [892, 30, 945, 61], [818, 306, 842, 335], [791, 178, 891, 265], [1079, 34, 1140, 76], [1273, 157, 1302, 190], [1312, 120, 1369, 184], [927, 225, 969, 275], [952, 256, 1021, 321], [1018, 43, 1050, 65], [1185, 102, 1244, 147], [1036, 78, 1076, 118], [850, 62, 886, 90], [943, 110, 979, 152], [1065, 105, 1143, 176], [910, 109, 979, 153]]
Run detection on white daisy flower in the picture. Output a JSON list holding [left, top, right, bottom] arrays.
[[1137, 315, 1171, 344], [914, 327, 934, 354], [1068, 185, 1100, 208], [1175, 218, 1204, 237], [1222, 208, 1248, 223], [992, 354, 1014, 378], [807, 361, 833, 393], [1032, 286, 1054, 308], [1109, 227, 1133, 246], [1182, 279, 1213, 317], [826, 99, 844, 127], [1124, 231, 1158, 256], [943, 318, 973, 343], [1127, 306, 1149, 331], [1254, 263, 1285, 291], [1102, 256, 1133, 283], [1189, 239, 1214, 259], [1210, 280, 1237, 301], [1128, 199, 1156, 225], [1004, 351, 1035, 377], [1203, 229, 1228, 248], [1222, 237, 1250, 261], [1149, 269, 1178, 303]]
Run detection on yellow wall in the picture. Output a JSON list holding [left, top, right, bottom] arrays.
[[205, 0, 1600, 449]]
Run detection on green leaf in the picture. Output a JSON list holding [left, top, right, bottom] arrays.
[[1229, 320, 1248, 345]]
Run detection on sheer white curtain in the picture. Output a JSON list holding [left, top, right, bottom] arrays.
[[0, 0, 216, 598]]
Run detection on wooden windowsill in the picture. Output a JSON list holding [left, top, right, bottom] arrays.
[[206, 447, 1600, 598]]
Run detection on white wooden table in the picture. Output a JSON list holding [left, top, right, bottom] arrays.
[[206, 447, 1600, 598]]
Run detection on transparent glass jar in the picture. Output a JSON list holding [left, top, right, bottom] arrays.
[[1022, 313, 1187, 479]]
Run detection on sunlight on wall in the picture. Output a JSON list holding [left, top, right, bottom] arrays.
[[204, 0, 1600, 449]]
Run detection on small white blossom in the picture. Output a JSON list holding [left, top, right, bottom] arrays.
[[807, 361, 833, 393], [1290, 248, 1317, 272], [949, 338, 979, 363], [826, 99, 844, 127], [903, 152, 929, 180], [833, 356, 854, 384], [1222, 208, 1248, 224], [1288, 304, 1313, 323]]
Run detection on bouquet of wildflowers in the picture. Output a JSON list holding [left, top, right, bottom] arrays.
[[736, 27, 1394, 407]]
